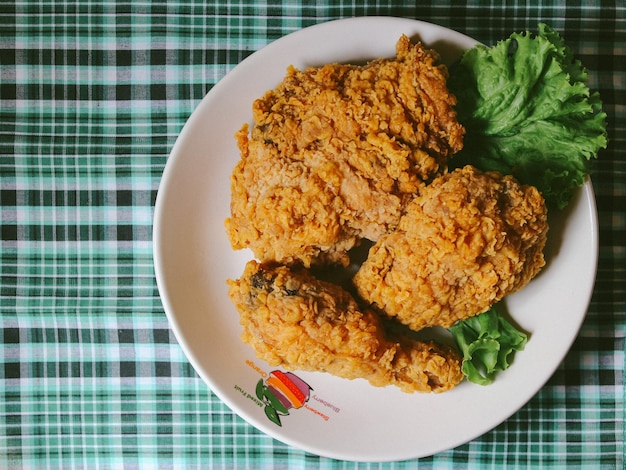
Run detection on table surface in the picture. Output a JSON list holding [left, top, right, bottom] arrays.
[[1, 1, 624, 468]]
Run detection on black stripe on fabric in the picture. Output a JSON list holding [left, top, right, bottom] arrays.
[[3, 328, 20, 344], [1, 225, 17, 241], [119, 361, 136, 377], [152, 329, 171, 344], [118, 329, 135, 344], [3, 363, 20, 379]]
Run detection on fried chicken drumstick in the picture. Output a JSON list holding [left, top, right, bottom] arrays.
[[228, 260, 464, 393], [353, 165, 549, 332], [226, 35, 464, 267]]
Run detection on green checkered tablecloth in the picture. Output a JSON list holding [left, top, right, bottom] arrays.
[[1, 1, 623, 468]]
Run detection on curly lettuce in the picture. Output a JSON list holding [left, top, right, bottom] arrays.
[[449, 305, 528, 385], [448, 23, 607, 209]]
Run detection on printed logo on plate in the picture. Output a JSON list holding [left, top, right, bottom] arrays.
[[235, 359, 341, 426]]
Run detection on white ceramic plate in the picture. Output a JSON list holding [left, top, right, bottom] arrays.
[[153, 17, 598, 462]]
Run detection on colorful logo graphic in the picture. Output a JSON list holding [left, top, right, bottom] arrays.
[[255, 370, 312, 427], [237, 360, 339, 426]]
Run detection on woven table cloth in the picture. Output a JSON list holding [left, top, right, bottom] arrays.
[[1, 1, 624, 468]]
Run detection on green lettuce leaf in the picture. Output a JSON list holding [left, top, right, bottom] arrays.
[[448, 23, 607, 209], [448, 306, 528, 385]]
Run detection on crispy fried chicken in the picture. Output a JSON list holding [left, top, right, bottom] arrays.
[[228, 260, 464, 393], [226, 35, 464, 267], [353, 165, 549, 331]]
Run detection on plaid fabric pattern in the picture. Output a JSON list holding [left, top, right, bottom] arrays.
[[1, 1, 623, 468]]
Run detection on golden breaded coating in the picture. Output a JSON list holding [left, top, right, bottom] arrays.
[[353, 165, 549, 331], [226, 35, 464, 267], [228, 260, 464, 393]]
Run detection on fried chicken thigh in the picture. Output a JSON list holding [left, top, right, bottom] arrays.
[[228, 260, 464, 393], [353, 165, 549, 331], [226, 35, 464, 267]]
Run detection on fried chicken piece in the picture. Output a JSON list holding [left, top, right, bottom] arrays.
[[228, 260, 464, 393], [226, 35, 464, 267], [353, 165, 549, 331]]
